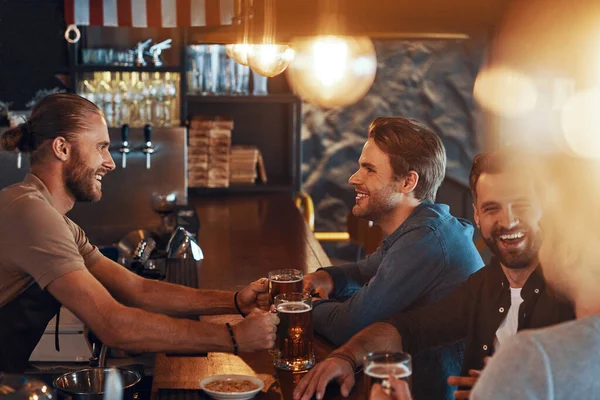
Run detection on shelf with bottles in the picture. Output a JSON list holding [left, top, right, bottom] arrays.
[[74, 65, 182, 73], [78, 71, 181, 128]]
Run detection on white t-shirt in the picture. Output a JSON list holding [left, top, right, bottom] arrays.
[[494, 287, 523, 349]]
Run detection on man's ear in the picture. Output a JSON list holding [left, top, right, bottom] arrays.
[[473, 202, 481, 230], [400, 170, 419, 194], [51, 136, 70, 162]]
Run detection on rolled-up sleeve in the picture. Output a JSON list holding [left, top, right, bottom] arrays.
[[313, 227, 449, 345]]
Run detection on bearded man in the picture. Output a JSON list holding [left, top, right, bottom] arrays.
[[295, 150, 575, 400], [0, 94, 279, 373], [301, 117, 484, 400]]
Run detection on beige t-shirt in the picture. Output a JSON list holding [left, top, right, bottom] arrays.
[[0, 173, 102, 308]]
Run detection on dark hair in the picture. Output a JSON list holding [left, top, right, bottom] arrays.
[[0, 93, 103, 165], [368, 117, 446, 202], [469, 150, 527, 201]]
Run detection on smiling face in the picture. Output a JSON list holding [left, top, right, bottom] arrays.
[[474, 171, 542, 269], [64, 113, 115, 203], [347, 139, 403, 223]]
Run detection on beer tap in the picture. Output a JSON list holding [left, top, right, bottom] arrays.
[[148, 39, 172, 67], [119, 124, 131, 168], [134, 39, 152, 67], [142, 124, 156, 169]]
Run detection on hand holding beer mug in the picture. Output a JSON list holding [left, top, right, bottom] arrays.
[[364, 352, 412, 400], [273, 292, 315, 371], [237, 277, 271, 312], [268, 269, 304, 304], [232, 309, 279, 352]]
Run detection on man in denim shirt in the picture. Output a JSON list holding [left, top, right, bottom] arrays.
[[303, 117, 484, 400]]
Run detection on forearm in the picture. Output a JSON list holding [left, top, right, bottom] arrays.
[[133, 279, 237, 316], [333, 322, 403, 367], [102, 303, 234, 353]]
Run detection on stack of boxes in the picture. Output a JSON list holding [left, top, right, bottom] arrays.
[[188, 116, 233, 188], [229, 145, 259, 184]]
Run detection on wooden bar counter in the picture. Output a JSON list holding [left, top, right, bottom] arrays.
[[151, 193, 366, 400]]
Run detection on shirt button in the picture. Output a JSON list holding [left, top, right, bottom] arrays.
[[499, 307, 505, 313], [483, 345, 488, 351], [534, 289, 540, 294]]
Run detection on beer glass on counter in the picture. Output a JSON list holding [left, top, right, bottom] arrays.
[[273, 292, 315, 371], [363, 352, 412, 399], [268, 269, 303, 304]]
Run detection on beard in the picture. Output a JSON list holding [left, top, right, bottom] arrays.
[[483, 225, 542, 269], [352, 183, 399, 223], [65, 147, 103, 203]]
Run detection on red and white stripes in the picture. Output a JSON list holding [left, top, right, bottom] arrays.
[[64, 0, 234, 28]]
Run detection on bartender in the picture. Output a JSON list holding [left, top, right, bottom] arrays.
[[0, 93, 278, 373]]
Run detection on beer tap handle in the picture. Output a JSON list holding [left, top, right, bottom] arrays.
[[144, 123, 152, 146], [120, 124, 131, 169], [143, 124, 155, 169], [121, 123, 130, 145]]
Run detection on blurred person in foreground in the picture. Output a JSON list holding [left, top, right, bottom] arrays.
[[471, 155, 600, 399], [0, 93, 278, 374], [294, 151, 575, 400], [301, 117, 483, 399]]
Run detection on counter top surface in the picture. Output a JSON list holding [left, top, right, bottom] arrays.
[[152, 193, 366, 400]]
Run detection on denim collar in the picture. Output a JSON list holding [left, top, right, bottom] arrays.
[[381, 201, 434, 253]]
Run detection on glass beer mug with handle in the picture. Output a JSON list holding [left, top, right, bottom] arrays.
[[363, 352, 412, 399], [268, 269, 303, 304], [273, 292, 315, 371]]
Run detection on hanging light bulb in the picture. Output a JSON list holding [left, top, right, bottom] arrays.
[[245, 0, 293, 77], [226, 0, 253, 66], [248, 44, 295, 77], [226, 43, 252, 66], [286, 35, 377, 108]]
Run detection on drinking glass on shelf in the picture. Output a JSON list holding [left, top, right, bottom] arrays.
[[232, 63, 250, 95], [202, 45, 221, 95], [187, 45, 205, 94], [252, 71, 269, 96]]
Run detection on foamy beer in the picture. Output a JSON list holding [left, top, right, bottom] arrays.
[[363, 352, 412, 399], [268, 269, 303, 304], [273, 292, 315, 371]]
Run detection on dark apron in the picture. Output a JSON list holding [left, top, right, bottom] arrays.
[[0, 283, 62, 373]]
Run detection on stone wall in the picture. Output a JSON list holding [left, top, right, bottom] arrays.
[[300, 39, 486, 259]]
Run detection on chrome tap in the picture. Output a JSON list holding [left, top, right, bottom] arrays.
[[142, 124, 156, 169], [119, 124, 131, 168], [148, 39, 172, 67], [134, 39, 152, 67]]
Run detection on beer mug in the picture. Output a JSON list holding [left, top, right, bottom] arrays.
[[273, 292, 315, 371], [363, 352, 412, 399], [268, 269, 303, 304]]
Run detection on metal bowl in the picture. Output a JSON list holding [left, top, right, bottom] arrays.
[[53, 368, 141, 400]]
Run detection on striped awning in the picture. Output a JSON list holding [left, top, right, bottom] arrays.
[[64, 0, 234, 28]]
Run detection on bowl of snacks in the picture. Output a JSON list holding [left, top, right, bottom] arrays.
[[200, 375, 264, 400]]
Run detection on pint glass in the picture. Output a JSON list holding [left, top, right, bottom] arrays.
[[363, 352, 412, 399], [268, 269, 303, 304], [273, 292, 315, 371]]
